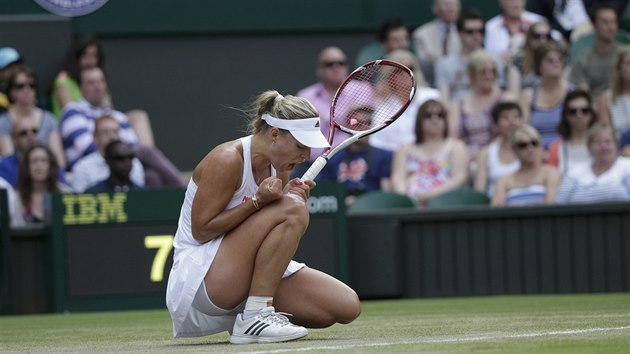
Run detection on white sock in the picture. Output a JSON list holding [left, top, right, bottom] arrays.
[[242, 296, 273, 319]]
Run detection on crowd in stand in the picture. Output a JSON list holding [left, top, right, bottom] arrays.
[[308, 0, 630, 209], [2, 0, 630, 227]]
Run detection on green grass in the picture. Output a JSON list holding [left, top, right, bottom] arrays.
[[1, 293, 629, 353]]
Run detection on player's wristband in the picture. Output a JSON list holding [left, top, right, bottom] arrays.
[[251, 195, 261, 210]]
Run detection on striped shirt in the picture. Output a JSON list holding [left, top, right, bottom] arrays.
[[60, 99, 138, 169], [555, 157, 630, 204]]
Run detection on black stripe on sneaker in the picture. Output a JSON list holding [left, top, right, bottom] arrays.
[[245, 321, 262, 335], [253, 324, 270, 336]]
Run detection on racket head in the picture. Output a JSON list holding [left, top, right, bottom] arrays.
[[329, 59, 416, 139]]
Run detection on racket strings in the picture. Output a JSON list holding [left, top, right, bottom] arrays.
[[333, 64, 414, 132]]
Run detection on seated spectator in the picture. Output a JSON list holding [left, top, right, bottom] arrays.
[[519, 42, 574, 148], [412, 0, 462, 86], [0, 47, 23, 114], [530, 0, 590, 44], [52, 34, 154, 146], [391, 99, 469, 206], [484, 0, 548, 65], [369, 49, 441, 152], [86, 140, 144, 193], [548, 90, 595, 174], [0, 175, 21, 226], [60, 66, 184, 188], [505, 21, 555, 92], [449, 50, 517, 158], [0, 65, 65, 168], [71, 115, 144, 192], [555, 122, 630, 203], [354, 18, 410, 68], [570, 3, 621, 101], [435, 8, 485, 103], [596, 46, 630, 135], [492, 124, 561, 206], [0, 116, 66, 186], [14, 144, 70, 225], [317, 107, 393, 206], [474, 102, 524, 197]]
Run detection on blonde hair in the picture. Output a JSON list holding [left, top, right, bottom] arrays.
[[467, 49, 497, 81], [247, 90, 319, 135], [587, 122, 618, 146], [509, 124, 541, 148], [610, 46, 630, 101], [385, 49, 428, 87]]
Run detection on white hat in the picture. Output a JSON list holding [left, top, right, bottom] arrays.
[[261, 114, 330, 148], [0, 47, 20, 69]]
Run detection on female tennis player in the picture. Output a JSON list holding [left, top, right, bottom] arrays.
[[166, 90, 361, 344]]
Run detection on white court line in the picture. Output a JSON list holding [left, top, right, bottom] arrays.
[[246, 325, 630, 354]]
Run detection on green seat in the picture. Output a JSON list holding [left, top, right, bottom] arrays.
[[347, 191, 417, 213], [424, 187, 490, 208]]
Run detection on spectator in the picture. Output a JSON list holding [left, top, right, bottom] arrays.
[[484, 0, 548, 65], [555, 122, 630, 203], [619, 127, 630, 156], [52, 34, 155, 146], [413, 0, 462, 85], [519, 42, 574, 148], [548, 90, 596, 174], [530, 0, 590, 43], [71, 115, 144, 192], [492, 124, 561, 206], [391, 99, 469, 206], [0, 116, 65, 186], [60, 66, 184, 188], [355, 18, 410, 67], [570, 3, 620, 100], [297, 46, 350, 160], [369, 49, 441, 152], [0, 175, 21, 226], [317, 107, 393, 206], [0, 47, 23, 113], [435, 8, 485, 103], [474, 101, 524, 197], [14, 144, 69, 225], [505, 21, 555, 92], [596, 46, 630, 135], [449, 50, 517, 157], [0, 65, 65, 168], [85, 140, 144, 193]]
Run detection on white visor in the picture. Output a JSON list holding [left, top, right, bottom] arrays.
[[261, 114, 330, 148]]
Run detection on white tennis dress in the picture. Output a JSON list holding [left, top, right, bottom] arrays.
[[166, 135, 305, 337]]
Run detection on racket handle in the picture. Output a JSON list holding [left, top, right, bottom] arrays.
[[301, 156, 328, 181]]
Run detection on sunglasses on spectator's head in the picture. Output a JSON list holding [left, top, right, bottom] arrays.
[[320, 60, 347, 68], [515, 140, 540, 149], [16, 128, 39, 137]]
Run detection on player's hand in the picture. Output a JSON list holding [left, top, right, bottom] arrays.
[[256, 177, 284, 205], [285, 178, 314, 202]]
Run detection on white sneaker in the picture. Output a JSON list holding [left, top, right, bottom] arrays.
[[229, 306, 308, 344]]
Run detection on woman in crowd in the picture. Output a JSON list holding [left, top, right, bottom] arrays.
[[0, 65, 65, 167], [14, 144, 69, 225], [474, 101, 524, 197], [492, 124, 560, 206], [505, 21, 555, 92], [391, 99, 469, 206], [596, 46, 630, 135], [547, 90, 595, 174], [555, 122, 630, 203], [519, 42, 573, 149], [449, 50, 516, 158]]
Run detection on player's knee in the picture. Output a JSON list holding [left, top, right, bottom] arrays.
[[336, 290, 361, 324], [277, 195, 310, 234]]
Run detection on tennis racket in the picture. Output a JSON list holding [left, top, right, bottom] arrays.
[[301, 59, 416, 181]]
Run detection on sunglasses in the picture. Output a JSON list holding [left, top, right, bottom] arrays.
[[515, 140, 540, 149], [531, 32, 552, 40], [567, 107, 591, 116], [13, 82, 36, 90], [320, 60, 347, 68], [109, 154, 134, 161], [422, 111, 446, 119], [463, 28, 484, 35], [16, 128, 39, 137]]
